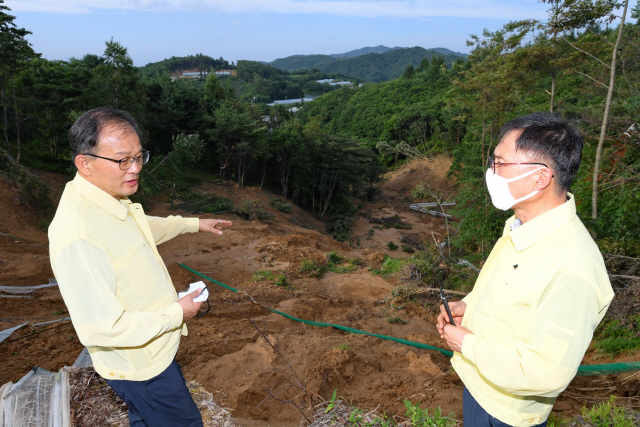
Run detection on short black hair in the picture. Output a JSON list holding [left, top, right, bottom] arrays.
[[499, 112, 583, 192], [68, 107, 142, 164]]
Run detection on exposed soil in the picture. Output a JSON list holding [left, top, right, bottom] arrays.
[[1, 158, 639, 426]]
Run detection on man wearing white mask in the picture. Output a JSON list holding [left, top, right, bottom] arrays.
[[436, 113, 614, 427]]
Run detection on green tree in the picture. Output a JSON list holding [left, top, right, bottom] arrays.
[[90, 39, 146, 120], [0, 0, 38, 160]]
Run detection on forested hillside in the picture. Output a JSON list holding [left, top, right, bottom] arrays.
[[1, 1, 638, 258], [270, 46, 466, 81], [139, 53, 235, 78], [270, 54, 338, 72], [297, 3, 640, 256]]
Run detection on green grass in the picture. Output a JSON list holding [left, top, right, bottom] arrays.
[[333, 342, 351, 351], [548, 397, 638, 427], [404, 400, 457, 427], [372, 256, 404, 277], [251, 270, 274, 281]]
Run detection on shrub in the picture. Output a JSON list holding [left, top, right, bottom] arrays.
[[386, 315, 407, 325], [274, 275, 289, 287], [255, 207, 275, 221], [269, 197, 293, 213], [300, 259, 328, 278], [387, 241, 399, 250], [593, 314, 640, 356], [401, 244, 415, 253]]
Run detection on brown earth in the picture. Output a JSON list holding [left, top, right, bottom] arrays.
[[0, 158, 638, 426]]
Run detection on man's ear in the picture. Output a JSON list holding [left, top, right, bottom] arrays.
[[75, 155, 92, 177], [534, 168, 554, 191]]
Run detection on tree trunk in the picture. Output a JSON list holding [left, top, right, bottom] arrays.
[[1, 81, 10, 156], [592, 0, 629, 220], [12, 79, 20, 163], [550, 74, 555, 113]]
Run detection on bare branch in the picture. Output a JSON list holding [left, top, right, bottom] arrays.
[[576, 71, 609, 89], [561, 36, 611, 69]]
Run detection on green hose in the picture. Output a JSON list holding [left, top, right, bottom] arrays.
[[178, 263, 639, 376]]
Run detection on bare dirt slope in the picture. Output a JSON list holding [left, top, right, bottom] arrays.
[[1, 158, 639, 426]]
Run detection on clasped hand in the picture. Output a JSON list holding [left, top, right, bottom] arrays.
[[436, 300, 472, 353]]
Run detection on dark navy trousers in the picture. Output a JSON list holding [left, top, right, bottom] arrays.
[[463, 388, 548, 427], [106, 359, 203, 427]]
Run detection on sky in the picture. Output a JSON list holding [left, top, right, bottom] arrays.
[[6, 0, 639, 67]]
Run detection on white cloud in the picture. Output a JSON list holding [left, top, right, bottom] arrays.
[[10, 0, 548, 20]]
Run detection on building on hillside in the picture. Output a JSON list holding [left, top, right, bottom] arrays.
[[180, 70, 236, 79], [267, 97, 314, 106], [315, 79, 355, 88]]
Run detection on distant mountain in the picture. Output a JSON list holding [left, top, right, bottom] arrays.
[[270, 54, 337, 72], [429, 47, 467, 57], [269, 47, 467, 82], [329, 45, 404, 59]]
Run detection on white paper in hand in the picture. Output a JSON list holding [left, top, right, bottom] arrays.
[[177, 281, 209, 303]]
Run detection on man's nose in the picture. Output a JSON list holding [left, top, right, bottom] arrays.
[[126, 158, 142, 173]]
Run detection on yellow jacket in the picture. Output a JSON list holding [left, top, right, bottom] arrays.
[[49, 174, 199, 381], [452, 194, 614, 426]]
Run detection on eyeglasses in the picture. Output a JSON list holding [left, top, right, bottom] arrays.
[[197, 285, 211, 317], [82, 150, 150, 171], [488, 156, 548, 175]]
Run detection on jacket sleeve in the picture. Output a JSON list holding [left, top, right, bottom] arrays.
[[51, 238, 184, 348], [460, 271, 602, 397], [146, 215, 199, 245]]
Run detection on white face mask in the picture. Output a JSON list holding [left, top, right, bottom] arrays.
[[485, 167, 544, 211]]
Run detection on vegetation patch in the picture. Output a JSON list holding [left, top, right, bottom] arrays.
[[386, 314, 407, 325], [269, 197, 293, 213], [251, 270, 275, 281], [404, 400, 457, 427], [370, 214, 412, 230], [176, 193, 234, 214], [548, 398, 640, 427], [593, 314, 640, 356], [372, 256, 404, 277], [300, 251, 360, 278]]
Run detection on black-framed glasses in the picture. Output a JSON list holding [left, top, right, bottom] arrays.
[[488, 156, 548, 175], [82, 150, 150, 171], [197, 285, 211, 317]]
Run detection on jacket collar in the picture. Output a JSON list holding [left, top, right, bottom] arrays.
[[72, 173, 130, 221], [504, 193, 576, 252]]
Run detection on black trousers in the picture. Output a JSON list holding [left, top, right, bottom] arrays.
[[106, 359, 203, 427], [463, 388, 548, 427]]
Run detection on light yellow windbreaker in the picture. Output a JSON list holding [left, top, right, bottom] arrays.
[[49, 173, 199, 381], [452, 194, 614, 426]]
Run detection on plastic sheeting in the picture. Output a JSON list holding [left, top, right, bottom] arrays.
[[0, 279, 58, 295], [0, 368, 70, 427], [0, 322, 28, 344], [72, 348, 93, 368]]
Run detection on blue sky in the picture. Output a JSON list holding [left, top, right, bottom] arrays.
[[7, 0, 639, 67]]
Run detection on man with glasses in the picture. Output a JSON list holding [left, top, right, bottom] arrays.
[[49, 107, 231, 426], [436, 113, 613, 427]]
